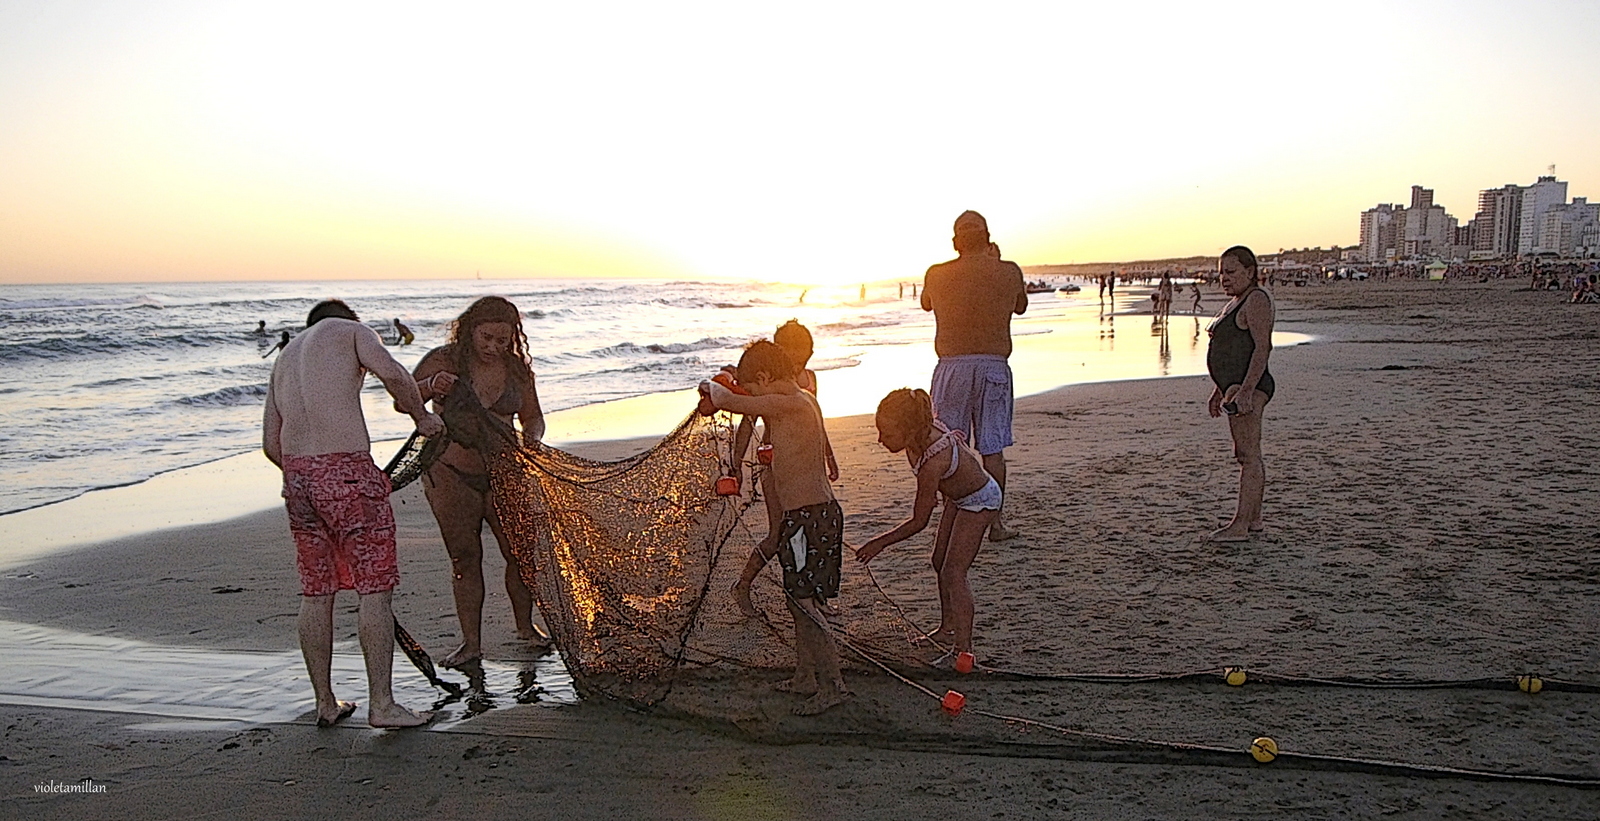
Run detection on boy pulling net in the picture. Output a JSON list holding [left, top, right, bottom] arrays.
[[486, 340, 934, 717]]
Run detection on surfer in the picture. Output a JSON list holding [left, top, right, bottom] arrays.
[[262, 299, 443, 729], [412, 296, 549, 669], [393, 318, 414, 346], [255, 320, 267, 336]]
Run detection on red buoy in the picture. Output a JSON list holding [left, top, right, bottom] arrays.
[[715, 476, 740, 496], [954, 651, 975, 674], [941, 690, 965, 716], [756, 443, 774, 465]]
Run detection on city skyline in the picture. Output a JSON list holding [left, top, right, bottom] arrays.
[[2, 1, 1598, 285], [1356, 172, 1598, 263]]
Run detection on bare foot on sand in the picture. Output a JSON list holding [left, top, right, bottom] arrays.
[[794, 688, 849, 716], [440, 643, 482, 669], [731, 581, 759, 618], [518, 625, 554, 654], [367, 703, 433, 729], [1207, 525, 1251, 543], [913, 628, 954, 647], [315, 700, 358, 728], [773, 677, 818, 695], [988, 523, 1019, 542]]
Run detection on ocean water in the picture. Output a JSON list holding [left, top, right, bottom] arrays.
[[0, 277, 1300, 517], [0, 278, 942, 514]]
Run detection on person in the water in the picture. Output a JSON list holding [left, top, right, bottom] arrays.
[[263, 330, 291, 358]]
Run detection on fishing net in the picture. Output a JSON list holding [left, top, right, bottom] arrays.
[[487, 408, 930, 708]]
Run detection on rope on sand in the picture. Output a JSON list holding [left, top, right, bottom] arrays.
[[816, 609, 1600, 790], [858, 565, 1600, 694]]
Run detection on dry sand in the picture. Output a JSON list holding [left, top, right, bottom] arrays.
[[3, 279, 1598, 819]]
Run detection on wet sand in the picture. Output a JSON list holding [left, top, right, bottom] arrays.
[[4, 279, 1599, 818]]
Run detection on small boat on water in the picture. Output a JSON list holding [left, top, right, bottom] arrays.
[[1025, 280, 1054, 294], [1056, 283, 1081, 293]]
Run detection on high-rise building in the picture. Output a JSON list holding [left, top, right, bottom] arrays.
[[1534, 197, 1600, 257], [1517, 176, 1569, 255], [1357, 189, 1460, 261], [1471, 184, 1523, 259], [1359, 204, 1399, 261]]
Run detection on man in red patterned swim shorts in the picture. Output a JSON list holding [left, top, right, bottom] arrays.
[[264, 299, 445, 729]]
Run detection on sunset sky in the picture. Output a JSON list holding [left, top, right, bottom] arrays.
[[2, 1, 1596, 285]]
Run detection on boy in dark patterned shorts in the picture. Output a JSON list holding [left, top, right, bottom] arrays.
[[704, 341, 847, 715]]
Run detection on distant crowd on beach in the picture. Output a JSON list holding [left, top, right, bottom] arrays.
[[258, 211, 1278, 724]]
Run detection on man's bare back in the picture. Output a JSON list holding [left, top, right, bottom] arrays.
[[921, 255, 1028, 358], [264, 318, 440, 464]]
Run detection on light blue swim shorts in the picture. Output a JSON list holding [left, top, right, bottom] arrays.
[[930, 354, 1014, 456]]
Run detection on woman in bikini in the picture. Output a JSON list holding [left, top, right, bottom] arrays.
[[413, 297, 548, 668], [1205, 245, 1275, 542], [855, 388, 1000, 665]]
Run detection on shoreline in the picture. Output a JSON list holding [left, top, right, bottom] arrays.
[[1, 282, 1308, 560]]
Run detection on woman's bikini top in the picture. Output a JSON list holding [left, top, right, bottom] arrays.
[[911, 423, 964, 481], [485, 374, 522, 416], [440, 363, 526, 453]]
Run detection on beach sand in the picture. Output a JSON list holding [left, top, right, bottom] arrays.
[[3, 279, 1598, 818]]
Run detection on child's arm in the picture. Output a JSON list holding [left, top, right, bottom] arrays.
[[855, 452, 945, 563], [705, 381, 793, 418]]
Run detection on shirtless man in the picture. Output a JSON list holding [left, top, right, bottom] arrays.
[[705, 341, 848, 715], [263, 299, 445, 729], [921, 210, 1027, 541]]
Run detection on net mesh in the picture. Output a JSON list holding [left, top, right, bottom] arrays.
[[488, 409, 928, 708]]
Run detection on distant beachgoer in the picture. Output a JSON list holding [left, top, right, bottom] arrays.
[[1107, 272, 1116, 299], [1190, 281, 1202, 314], [703, 341, 847, 715], [1098, 274, 1107, 301], [263, 330, 291, 358], [1205, 246, 1276, 542], [921, 210, 1026, 541], [1158, 273, 1174, 319], [799, 289, 808, 304], [730, 320, 838, 617], [412, 296, 548, 668], [393, 318, 414, 346], [859, 284, 867, 301], [262, 299, 443, 729], [256, 320, 267, 336], [856, 388, 999, 663]]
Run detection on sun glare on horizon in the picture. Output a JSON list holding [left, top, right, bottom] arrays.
[[1, 1, 1596, 285]]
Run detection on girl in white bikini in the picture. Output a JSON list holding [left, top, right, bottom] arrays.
[[855, 388, 1000, 665]]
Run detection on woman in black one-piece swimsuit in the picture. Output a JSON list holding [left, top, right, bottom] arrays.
[[413, 297, 549, 668], [1205, 246, 1275, 542]]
